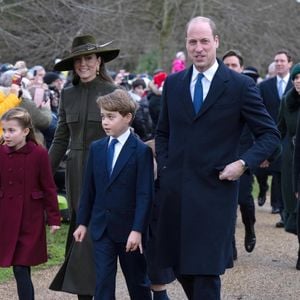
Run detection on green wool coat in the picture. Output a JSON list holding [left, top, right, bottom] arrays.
[[49, 77, 116, 295], [278, 87, 300, 234]]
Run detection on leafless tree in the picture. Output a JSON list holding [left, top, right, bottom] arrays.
[[0, 0, 299, 75]]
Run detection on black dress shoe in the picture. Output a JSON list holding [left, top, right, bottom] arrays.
[[275, 220, 284, 228], [257, 195, 266, 207], [244, 226, 256, 253], [233, 245, 237, 260], [296, 257, 300, 270], [271, 207, 280, 214]]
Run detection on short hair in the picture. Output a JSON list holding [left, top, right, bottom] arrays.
[[222, 49, 244, 67], [132, 79, 146, 90], [96, 89, 138, 117], [186, 16, 218, 37], [274, 49, 292, 62]]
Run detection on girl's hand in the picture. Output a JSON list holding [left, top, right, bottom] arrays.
[[50, 225, 60, 234]]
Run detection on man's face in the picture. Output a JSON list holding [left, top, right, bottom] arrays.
[[274, 53, 292, 77], [186, 20, 219, 72], [223, 56, 243, 73]]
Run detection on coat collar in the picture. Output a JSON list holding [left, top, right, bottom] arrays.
[[181, 59, 229, 120], [3, 140, 37, 154]]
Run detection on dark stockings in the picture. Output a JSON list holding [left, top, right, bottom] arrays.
[[13, 265, 34, 300]]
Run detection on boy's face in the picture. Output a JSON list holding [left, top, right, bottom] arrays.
[[133, 85, 144, 97], [101, 108, 132, 138]]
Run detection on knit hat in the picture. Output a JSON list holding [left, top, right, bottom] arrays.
[[54, 35, 120, 71], [44, 72, 60, 85], [291, 63, 300, 81]]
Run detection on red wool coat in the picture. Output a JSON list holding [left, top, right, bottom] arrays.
[[0, 141, 60, 267]]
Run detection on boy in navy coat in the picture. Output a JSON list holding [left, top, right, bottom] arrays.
[[73, 89, 154, 300]]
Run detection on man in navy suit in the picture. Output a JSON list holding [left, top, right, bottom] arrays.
[[74, 89, 153, 300], [155, 16, 280, 300], [222, 49, 256, 259], [256, 50, 293, 226]]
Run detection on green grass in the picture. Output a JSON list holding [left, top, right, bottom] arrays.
[[0, 223, 69, 283]]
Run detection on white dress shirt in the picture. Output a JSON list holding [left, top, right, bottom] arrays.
[[108, 128, 131, 170], [190, 60, 219, 102]]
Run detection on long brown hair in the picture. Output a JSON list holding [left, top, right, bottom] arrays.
[[0, 107, 38, 145], [72, 58, 115, 86]]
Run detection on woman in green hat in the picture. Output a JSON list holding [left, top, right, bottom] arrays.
[[279, 63, 300, 269], [48, 34, 119, 299]]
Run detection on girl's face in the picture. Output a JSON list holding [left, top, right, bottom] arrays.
[[294, 74, 300, 94], [73, 54, 101, 82], [1, 119, 29, 150]]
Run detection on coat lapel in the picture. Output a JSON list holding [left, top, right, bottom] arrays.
[[107, 133, 136, 185], [195, 61, 228, 119], [180, 66, 197, 119]]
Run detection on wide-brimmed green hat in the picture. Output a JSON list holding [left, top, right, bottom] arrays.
[[54, 34, 120, 71]]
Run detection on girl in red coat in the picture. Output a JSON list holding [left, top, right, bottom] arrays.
[[0, 107, 61, 300]]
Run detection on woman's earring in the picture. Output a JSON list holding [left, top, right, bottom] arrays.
[[96, 65, 100, 76]]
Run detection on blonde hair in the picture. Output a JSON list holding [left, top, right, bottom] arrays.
[[96, 89, 138, 117], [1, 107, 38, 144]]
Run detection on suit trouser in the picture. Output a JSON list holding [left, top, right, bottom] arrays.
[[256, 172, 283, 211], [93, 233, 151, 300], [239, 173, 256, 230], [176, 273, 221, 300]]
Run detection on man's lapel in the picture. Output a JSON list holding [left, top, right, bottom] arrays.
[[195, 61, 228, 119]]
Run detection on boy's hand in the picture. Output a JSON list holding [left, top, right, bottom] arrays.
[[73, 225, 87, 242], [126, 231, 143, 254], [50, 225, 60, 234]]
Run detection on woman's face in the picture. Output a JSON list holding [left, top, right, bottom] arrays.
[[294, 74, 300, 94], [74, 54, 101, 82]]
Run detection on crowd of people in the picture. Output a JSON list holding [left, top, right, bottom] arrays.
[[0, 14, 300, 300]]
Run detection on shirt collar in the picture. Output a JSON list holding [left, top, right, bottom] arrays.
[[109, 128, 131, 146], [192, 59, 219, 83], [277, 73, 290, 83]]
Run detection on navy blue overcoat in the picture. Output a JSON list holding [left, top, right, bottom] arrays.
[[155, 61, 280, 275]]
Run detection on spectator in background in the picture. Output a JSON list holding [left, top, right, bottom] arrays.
[[0, 69, 52, 145], [148, 70, 167, 133], [266, 61, 276, 79], [41, 72, 64, 149], [129, 78, 153, 141], [243, 66, 260, 84], [171, 51, 186, 73]]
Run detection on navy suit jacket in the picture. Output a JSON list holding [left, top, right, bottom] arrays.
[[155, 61, 280, 275], [77, 133, 154, 243], [258, 76, 293, 172]]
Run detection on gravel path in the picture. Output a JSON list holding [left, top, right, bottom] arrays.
[[1, 201, 300, 299]]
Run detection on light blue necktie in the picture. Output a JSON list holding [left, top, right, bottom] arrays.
[[107, 138, 118, 176], [193, 73, 204, 113], [278, 79, 284, 99]]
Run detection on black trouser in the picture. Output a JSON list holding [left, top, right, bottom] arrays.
[[13, 266, 34, 300], [256, 172, 283, 211], [176, 273, 221, 300], [239, 173, 256, 229]]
